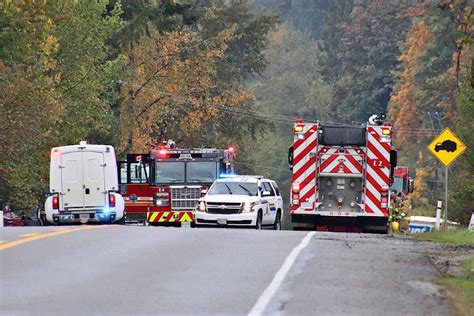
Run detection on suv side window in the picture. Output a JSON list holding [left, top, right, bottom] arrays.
[[262, 182, 275, 196], [271, 181, 280, 196]]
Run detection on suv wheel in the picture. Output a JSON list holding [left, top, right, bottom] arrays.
[[273, 211, 281, 230], [255, 211, 263, 230]]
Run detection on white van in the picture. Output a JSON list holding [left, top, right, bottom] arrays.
[[44, 141, 125, 224]]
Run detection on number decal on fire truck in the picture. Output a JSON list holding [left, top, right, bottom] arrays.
[[372, 160, 383, 167]]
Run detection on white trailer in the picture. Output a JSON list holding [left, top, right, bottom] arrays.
[[44, 141, 124, 224]]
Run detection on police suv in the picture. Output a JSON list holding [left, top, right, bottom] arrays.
[[195, 176, 283, 229]]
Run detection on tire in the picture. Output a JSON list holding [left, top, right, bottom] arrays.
[[255, 211, 263, 230], [116, 215, 126, 225], [273, 211, 281, 230]]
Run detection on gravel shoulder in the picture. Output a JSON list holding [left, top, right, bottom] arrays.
[[266, 232, 453, 316]]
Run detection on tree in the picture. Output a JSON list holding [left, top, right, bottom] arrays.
[[328, 0, 412, 123], [0, 0, 124, 211], [118, 25, 255, 153]]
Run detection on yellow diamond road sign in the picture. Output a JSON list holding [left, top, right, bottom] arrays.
[[427, 128, 467, 167]]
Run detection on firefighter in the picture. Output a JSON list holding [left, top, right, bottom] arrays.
[[399, 192, 412, 234]]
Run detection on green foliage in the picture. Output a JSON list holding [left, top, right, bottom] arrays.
[[412, 229, 474, 245], [329, 1, 412, 122], [199, 0, 279, 83], [109, 0, 200, 47], [55, 0, 126, 144], [451, 78, 474, 225], [0, 0, 124, 211]]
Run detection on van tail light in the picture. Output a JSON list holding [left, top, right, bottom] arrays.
[[52, 195, 59, 210], [109, 193, 116, 208], [381, 191, 388, 208]]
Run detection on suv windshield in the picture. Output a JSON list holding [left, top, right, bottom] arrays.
[[155, 162, 185, 183], [208, 182, 258, 196], [187, 162, 217, 183]]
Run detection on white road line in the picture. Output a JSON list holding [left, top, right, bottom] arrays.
[[248, 231, 316, 316]]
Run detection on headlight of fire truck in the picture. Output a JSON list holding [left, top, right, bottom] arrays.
[[198, 201, 206, 212], [241, 202, 255, 213], [154, 193, 169, 207]]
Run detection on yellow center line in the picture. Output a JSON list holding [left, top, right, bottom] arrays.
[[0, 226, 110, 251], [52, 227, 71, 232], [19, 233, 43, 238]]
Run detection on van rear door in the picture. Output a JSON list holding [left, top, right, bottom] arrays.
[[61, 151, 106, 209], [83, 151, 106, 208], [61, 152, 84, 209]]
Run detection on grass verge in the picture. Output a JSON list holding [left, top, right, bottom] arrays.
[[413, 229, 473, 315], [436, 257, 474, 316], [412, 229, 474, 245]]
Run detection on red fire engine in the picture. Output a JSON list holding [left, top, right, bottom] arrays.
[[118, 140, 236, 225], [288, 116, 397, 232], [390, 166, 414, 195]]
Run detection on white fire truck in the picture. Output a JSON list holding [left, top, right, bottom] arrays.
[[118, 141, 236, 225], [288, 116, 397, 232]]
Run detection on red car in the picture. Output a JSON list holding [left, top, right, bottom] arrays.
[[3, 210, 27, 226]]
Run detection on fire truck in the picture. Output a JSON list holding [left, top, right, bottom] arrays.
[[390, 166, 414, 195], [288, 116, 397, 232], [118, 141, 236, 225]]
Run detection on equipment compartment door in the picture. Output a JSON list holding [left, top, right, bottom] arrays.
[[82, 151, 106, 208], [61, 152, 84, 209]]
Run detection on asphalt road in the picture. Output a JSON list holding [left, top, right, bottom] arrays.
[[0, 226, 449, 315]]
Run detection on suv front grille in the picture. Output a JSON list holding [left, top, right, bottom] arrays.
[[206, 202, 242, 215], [171, 186, 201, 210]]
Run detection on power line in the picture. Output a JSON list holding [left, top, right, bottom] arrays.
[[235, 160, 292, 173]]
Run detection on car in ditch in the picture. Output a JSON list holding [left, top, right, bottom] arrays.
[[194, 175, 283, 229]]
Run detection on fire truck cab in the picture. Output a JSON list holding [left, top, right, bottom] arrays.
[[390, 166, 414, 195], [288, 116, 397, 232], [118, 141, 236, 225]]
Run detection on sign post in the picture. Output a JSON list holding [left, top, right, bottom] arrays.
[[427, 128, 467, 227], [435, 200, 442, 230]]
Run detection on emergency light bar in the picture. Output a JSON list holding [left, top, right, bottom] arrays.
[[219, 173, 237, 178]]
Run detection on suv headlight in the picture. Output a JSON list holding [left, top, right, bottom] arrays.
[[198, 201, 206, 212], [241, 202, 255, 213]]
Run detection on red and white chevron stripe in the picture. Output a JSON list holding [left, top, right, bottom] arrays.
[[363, 126, 391, 216], [318, 147, 363, 175], [291, 123, 318, 213]]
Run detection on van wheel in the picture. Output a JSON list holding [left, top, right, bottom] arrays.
[[116, 216, 126, 225], [273, 211, 281, 230], [255, 211, 263, 230]]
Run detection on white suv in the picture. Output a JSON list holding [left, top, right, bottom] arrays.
[[194, 176, 283, 229]]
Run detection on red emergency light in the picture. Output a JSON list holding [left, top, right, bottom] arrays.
[[292, 183, 300, 194], [228, 146, 235, 153], [158, 148, 169, 157]]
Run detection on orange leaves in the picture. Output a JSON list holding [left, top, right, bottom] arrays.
[[118, 26, 254, 153], [389, 21, 432, 146], [398, 21, 432, 66]]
